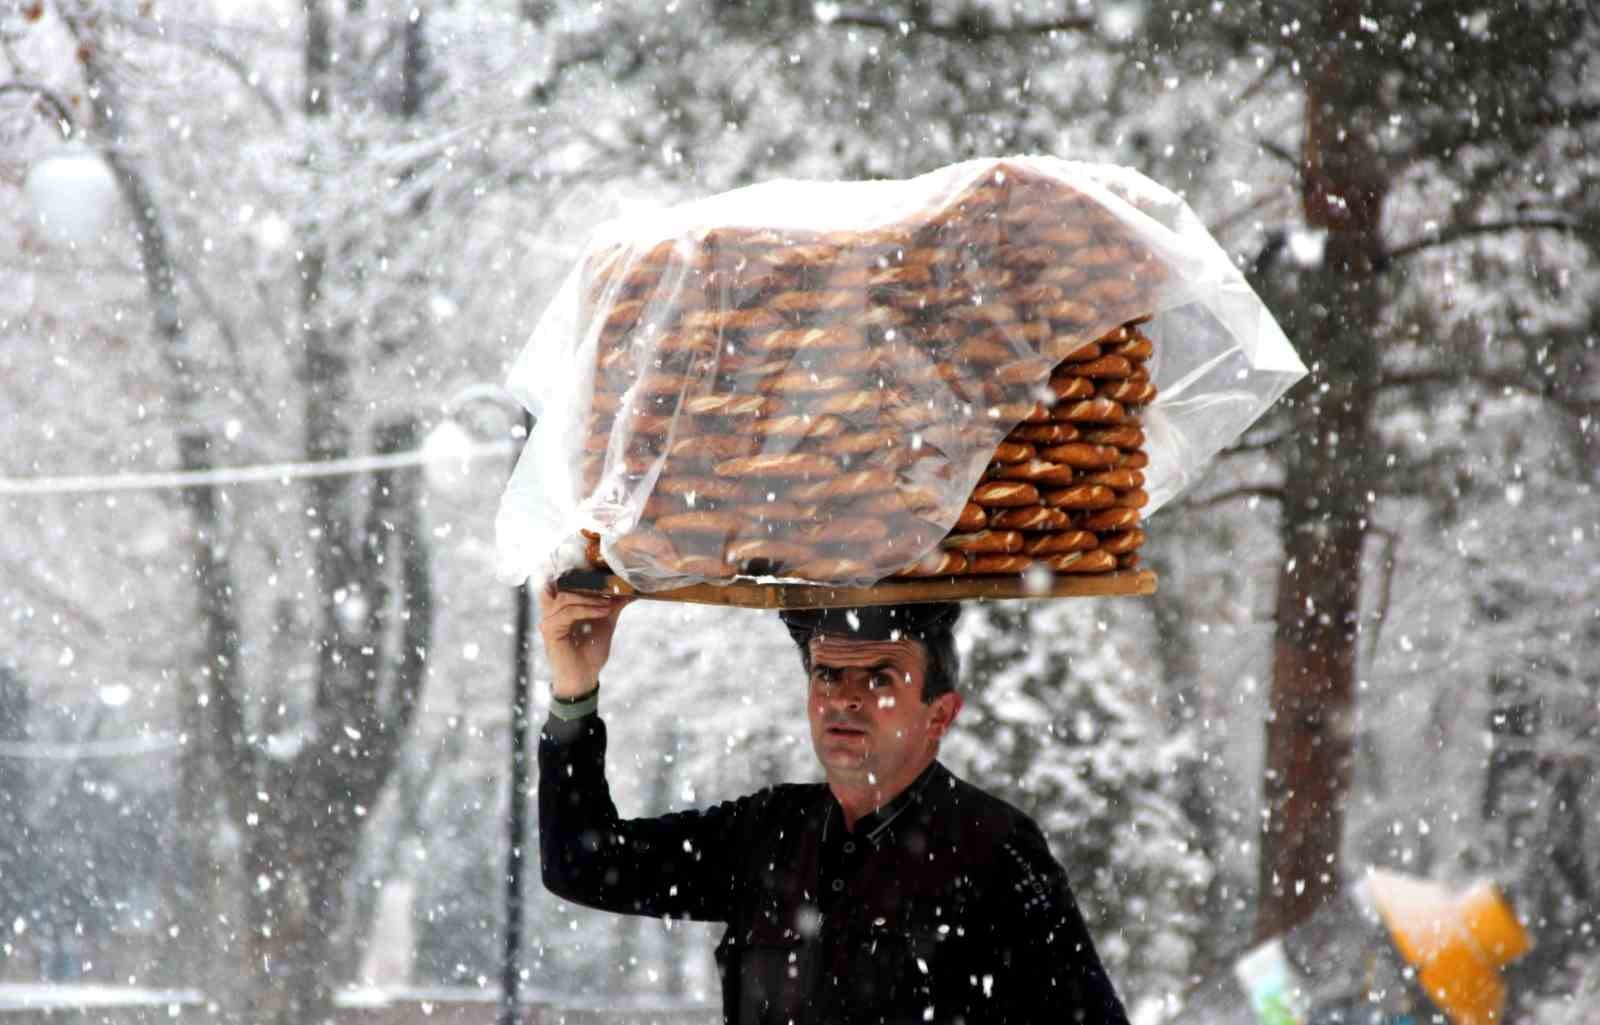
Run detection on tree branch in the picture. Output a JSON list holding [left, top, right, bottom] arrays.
[[526, 42, 621, 105], [1363, 525, 1400, 666], [1387, 217, 1591, 265], [99, 12, 286, 125], [0, 553, 110, 640], [1381, 368, 1589, 418], [1236, 55, 1289, 106], [821, 7, 1095, 41], [1181, 485, 1286, 510], [0, 80, 77, 136], [1207, 190, 1292, 248], [1396, 100, 1600, 171], [173, 259, 279, 429], [1378, 370, 1455, 391], [1255, 136, 1299, 172], [1220, 433, 1287, 456]]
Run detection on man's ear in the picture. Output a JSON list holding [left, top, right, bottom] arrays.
[[926, 692, 963, 740]]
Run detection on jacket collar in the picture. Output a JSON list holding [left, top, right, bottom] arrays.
[[824, 760, 948, 845]]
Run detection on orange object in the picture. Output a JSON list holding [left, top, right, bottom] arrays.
[[1364, 869, 1532, 1025]]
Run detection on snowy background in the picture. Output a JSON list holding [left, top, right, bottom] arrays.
[[1, 2, 1596, 1024]]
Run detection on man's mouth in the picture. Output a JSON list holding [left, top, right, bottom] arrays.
[[825, 720, 869, 737]]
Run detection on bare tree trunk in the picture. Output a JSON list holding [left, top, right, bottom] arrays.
[[247, 409, 430, 1025], [1255, 0, 1387, 942], [172, 442, 252, 1002], [58, 3, 250, 998], [0, 665, 33, 942], [60, 4, 436, 1021], [225, 5, 430, 1021], [334, 739, 440, 984]]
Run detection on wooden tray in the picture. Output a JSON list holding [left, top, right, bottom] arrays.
[[555, 569, 1157, 609]]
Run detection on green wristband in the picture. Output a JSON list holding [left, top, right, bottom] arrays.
[[549, 683, 600, 721]]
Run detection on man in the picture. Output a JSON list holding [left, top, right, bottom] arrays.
[[539, 585, 1129, 1025]]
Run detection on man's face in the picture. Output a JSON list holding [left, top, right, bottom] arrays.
[[805, 633, 962, 795]]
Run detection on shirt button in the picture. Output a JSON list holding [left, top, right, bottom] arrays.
[[831, 879, 844, 892], [843, 842, 856, 853]]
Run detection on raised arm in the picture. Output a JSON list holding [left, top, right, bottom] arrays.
[[536, 585, 747, 923], [540, 712, 758, 922]]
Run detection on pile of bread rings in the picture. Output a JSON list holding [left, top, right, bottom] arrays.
[[571, 162, 1162, 588]]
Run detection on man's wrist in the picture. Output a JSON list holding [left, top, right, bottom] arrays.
[[549, 680, 600, 721], [551, 677, 599, 701]]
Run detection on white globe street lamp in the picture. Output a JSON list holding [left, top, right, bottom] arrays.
[[420, 418, 478, 493], [23, 146, 120, 248]]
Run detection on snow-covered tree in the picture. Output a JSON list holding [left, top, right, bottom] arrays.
[[1089, 0, 1600, 947], [945, 600, 1215, 1011]]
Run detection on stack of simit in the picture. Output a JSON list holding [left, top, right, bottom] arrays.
[[573, 161, 1162, 588], [928, 320, 1154, 578]]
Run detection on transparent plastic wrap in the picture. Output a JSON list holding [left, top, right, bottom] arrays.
[[496, 157, 1305, 591]]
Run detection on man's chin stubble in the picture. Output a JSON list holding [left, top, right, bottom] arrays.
[[818, 749, 872, 778]]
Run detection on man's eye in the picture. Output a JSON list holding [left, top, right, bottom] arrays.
[[870, 673, 894, 689]]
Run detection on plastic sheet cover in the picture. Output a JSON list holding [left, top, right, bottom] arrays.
[[496, 157, 1305, 590]]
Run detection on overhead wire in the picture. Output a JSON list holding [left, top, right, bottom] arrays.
[[0, 733, 183, 760], [0, 437, 518, 497]]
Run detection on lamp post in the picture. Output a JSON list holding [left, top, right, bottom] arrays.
[[500, 405, 536, 1025], [427, 384, 536, 1025]]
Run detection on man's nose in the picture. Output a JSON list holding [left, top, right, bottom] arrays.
[[826, 677, 867, 710]]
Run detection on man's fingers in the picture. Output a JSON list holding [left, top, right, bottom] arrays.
[[546, 587, 629, 610], [541, 597, 631, 644], [539, 586, 632, 653], [549, 588, 615, 607], [542, 594, 619, 625], [543, 602, 615, 633]]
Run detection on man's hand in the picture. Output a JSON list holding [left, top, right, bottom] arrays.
[[540, 583, 631, 698]]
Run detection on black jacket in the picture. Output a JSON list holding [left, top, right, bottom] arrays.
[[540, 714, 1130, 1025]]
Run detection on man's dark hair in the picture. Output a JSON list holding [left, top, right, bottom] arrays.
[[780, 603, 961, 702]]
